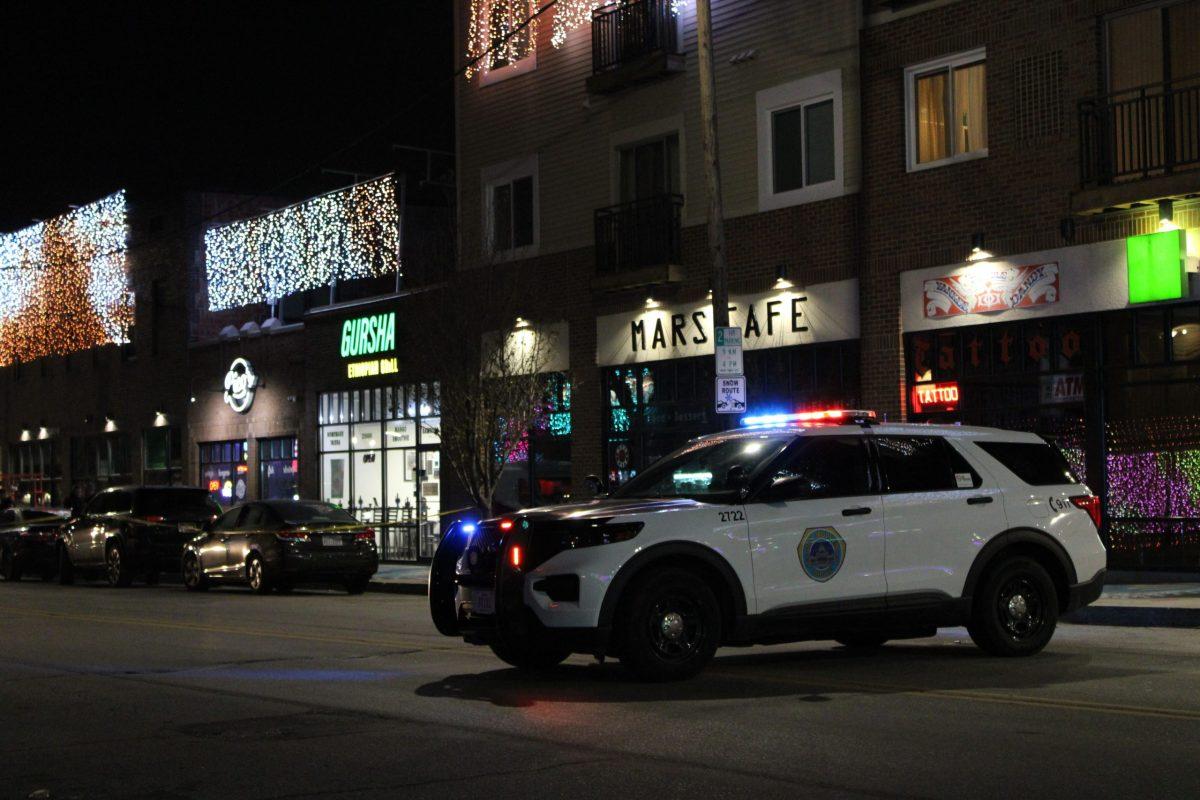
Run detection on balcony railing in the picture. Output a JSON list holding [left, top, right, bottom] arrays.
[[591, 0, 680, 75], [594, 194, 683, 276], [1079, 75, 1200, 186]]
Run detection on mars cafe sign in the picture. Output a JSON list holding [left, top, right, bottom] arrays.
[[595, 281, 860, 365], [341, 311, 398, 379]]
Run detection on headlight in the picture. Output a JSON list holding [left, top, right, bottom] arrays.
[[558, 521, 643, 550]]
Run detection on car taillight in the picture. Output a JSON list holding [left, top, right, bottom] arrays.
[[276, 529, 310, 542], [499, 519, 514, 532], [354, 528, 375, 542], [143, 515, 165, 523], [509, 544, 523, 569], [1069, 495, 1102, 530]]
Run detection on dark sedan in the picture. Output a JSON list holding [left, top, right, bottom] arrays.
[[182, 500, 378, 594], [59, 487, 222, 587], [0, 507, 66, 582]]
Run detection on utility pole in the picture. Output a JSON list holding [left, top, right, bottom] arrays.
[[696, 0, 728, 329]]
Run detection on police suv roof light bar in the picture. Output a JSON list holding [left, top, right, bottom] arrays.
[[741, 409, 878, 428]]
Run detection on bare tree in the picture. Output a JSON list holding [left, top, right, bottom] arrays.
[[408, 272, 558, 513]]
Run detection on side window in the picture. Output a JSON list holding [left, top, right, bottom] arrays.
[[110, 491, 134, 515], [241, 505, 266, 529], [763, 436, 872, 502], [945, 441, 982, 489], [874, 436, 958, 493], [86, 493, 111, 516], [212, 508, 243, 532]]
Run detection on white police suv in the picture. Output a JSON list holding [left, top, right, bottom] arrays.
[[429, 411, 1107, 681]]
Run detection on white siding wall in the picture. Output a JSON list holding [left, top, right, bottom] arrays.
[[456, 0, 861, 266]]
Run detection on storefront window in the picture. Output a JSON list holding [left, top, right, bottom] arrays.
[[258, 437, 299, 500], [319, 383, 442, 561], [907, 304, 1200, 569], [495, 373, 573, 512], [70, 434, 129, 497], [605, 342, 860, 486], [199, 440, 248, 508], [143, 426, 182, 486], [8, 440, 62, 505]]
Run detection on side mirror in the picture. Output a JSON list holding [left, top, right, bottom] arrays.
[[584, 475, 608, 499]]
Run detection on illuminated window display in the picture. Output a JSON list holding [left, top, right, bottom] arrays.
[[318, 384, 440, 560], [199, 440, 248, 508]]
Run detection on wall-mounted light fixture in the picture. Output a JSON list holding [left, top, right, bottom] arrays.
[[773, 265, 794, 290], [189, 395, 197, 404], [514, 316, 531, 329], [19, 428, 31, 442], [104, 416, 118, 433], [1159, 198, 1177, 230], [153, 411, 169, 428], [645, 296, 660, 309], [967, 232, 993, 262]]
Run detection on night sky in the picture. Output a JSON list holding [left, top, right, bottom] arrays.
[[0, 1, 454, 230]]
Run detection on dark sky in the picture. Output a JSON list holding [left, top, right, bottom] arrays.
[[0, 1, 454, 230]]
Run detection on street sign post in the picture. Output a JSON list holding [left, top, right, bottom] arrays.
[[714, 326, 743, 376]]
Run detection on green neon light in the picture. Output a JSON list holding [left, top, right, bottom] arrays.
[[1127, 229, 1186, 304], [340, 311, 396, 358]]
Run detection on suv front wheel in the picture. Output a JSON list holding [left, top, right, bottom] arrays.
[[618, 567, 722, 681], [968, 556, 1058, 657]]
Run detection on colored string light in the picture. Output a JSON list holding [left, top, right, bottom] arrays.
[[204, 175, 399, 311], [0, 191, 131, 367]]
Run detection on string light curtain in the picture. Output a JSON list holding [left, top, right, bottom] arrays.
[[0, 191, 132, 367], [204, 175, 399, 311]]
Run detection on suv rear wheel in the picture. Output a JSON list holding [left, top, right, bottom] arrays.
[[618, 567, 722, 681], [968, 556, 1058, 657], [105, 543, 133, 587]]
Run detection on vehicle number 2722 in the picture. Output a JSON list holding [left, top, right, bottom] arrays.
[[717, 510, 746, 522]]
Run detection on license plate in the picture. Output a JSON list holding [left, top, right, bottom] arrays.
[[322, 535, 343, 547], [466, 588, 495, 615]]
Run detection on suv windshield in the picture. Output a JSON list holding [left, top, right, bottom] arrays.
[[135, 489, 221, 521], [613, 434, 794, 500], [270, 501, 360, 526]]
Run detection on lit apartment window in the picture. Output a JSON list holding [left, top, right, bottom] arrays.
[[905, 49, 988, 171], [483, 155, 539, 259], [757, 70, 844, 211]]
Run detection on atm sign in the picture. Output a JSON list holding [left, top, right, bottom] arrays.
[[911, 381, 960, 414]]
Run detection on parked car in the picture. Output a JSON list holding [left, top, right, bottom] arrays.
[[430, 410, 1107, 680], [58, 486, 221, 587], [0, 507, 65, 582], [181, 500, 379, 594]]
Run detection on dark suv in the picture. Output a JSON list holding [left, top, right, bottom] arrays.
[[59, 487, 221, 587]]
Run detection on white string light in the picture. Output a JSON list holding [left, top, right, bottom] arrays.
[[204, 175, 399, 311], [0, 191, 131, 367]]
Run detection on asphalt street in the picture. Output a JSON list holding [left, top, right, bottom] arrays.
[[1, 580, 1199, 800]]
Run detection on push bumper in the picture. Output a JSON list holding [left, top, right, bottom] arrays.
[[1065, 568, 1106, 613]]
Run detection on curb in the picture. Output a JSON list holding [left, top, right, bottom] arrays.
[[367, 581, 427, 596], [1064, 606, 1200, 629]]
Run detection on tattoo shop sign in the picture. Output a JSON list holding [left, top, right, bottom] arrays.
[[595, 279, 860, 366], [923, 263, 1059, 319]]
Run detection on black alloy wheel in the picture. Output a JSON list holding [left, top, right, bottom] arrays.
[[182, 554, 208, 592], [246, 555, 271, 595], [106, 544, 133, 587], [57, 546, 74, 585], [619, 567, 722, 681], [0, 546, 20, 582], [968, 556, 1058, 657]]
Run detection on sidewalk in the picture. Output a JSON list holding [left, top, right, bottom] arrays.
[[369, 564, 1200, 628]]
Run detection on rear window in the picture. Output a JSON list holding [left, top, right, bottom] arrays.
[[270, 501, 359, 526], [976, 441, 1079, 486], [136, 489, 221, 519]]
